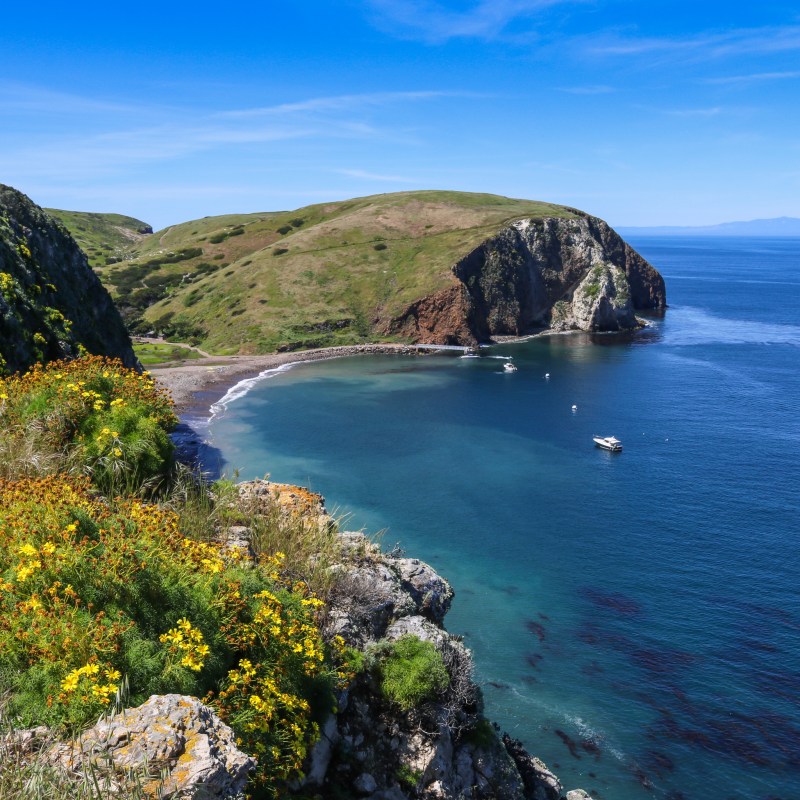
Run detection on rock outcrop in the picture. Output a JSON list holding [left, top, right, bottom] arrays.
[[0, 184, 137, 374], [306, 527, 580, 800], [6, 695, 254, 799], [389, 214, 666, 343], [209, 480, 593, 799]]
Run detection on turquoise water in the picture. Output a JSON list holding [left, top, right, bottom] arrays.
[[204, 237, 800, 800]]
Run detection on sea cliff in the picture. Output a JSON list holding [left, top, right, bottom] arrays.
[[388, 215, 666, 344]]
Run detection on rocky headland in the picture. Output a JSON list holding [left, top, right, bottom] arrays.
[[388, 215, 666, 344]]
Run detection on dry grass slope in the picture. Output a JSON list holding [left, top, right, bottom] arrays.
[[81, 191, 582, 354]]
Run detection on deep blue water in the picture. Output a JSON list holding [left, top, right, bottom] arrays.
[[205, 237, 800, 800]]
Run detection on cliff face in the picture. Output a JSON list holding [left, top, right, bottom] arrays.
[[0, 184, 137, 374], [234, 480, 577, 800], [389, 215, 666, 344]]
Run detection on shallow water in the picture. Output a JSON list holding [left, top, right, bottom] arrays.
[[205, 237, 800, 800]]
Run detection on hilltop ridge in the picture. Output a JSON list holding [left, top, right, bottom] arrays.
[[45, 208, 153, 269], [55, 190, 665, 355]]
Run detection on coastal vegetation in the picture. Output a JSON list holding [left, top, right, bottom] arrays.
[[74, 191, 584, 353], [132, 341, 204, 365], [0, 185, 137, 375], [372, 634, 450, 711], [0, 356, 348, 796], [0, 354, 484, 799]]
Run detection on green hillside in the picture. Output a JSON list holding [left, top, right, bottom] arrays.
[[46, 208, 152, 269], [95, 191, 580, 354]]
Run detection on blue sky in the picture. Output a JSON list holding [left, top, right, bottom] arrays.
[[1, 0, 798, 229]]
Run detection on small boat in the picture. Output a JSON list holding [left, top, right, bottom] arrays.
[[503, 362, 518, 372], [571, 404, 578, 412], [594, 435, 622, 452]]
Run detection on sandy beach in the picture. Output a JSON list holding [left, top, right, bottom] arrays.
[[150, 343, 440, 419]]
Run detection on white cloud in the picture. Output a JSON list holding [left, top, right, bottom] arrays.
[[0, 81, 149, 116], [705, 71, 800, 85], [363, 0, 574, 43], [219, 91, 454, 118], [588, 25, 800, 61], [660, 107, 724, 118], [336, 169, 419, 183], [0, 86, 454, 182], [558, 85, 616, 95]]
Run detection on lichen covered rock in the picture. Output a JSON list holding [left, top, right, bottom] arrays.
[[308, 531, 565, 800], [49, 694, 255, 799]]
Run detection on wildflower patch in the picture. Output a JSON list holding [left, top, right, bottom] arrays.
[[0, 475, 336, 790]]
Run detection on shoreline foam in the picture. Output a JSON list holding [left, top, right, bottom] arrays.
[[150, 342, 477, 430]]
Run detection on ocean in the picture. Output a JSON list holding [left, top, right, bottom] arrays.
[[203, 237, 800, 800]]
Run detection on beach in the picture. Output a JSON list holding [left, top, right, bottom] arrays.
[[149, 344, 430, 417]]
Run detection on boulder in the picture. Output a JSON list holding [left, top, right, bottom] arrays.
[[394, 558, 454, 623], [49, 694, 254, 799]]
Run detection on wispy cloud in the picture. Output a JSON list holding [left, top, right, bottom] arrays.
[[705, 70, 800, 85], [660, 107, 724, 118], [0, 81, 148, 116], [558, 85, 615, 95], [589, 24, 800, 61], [0, 122, 320, 180], [336, 169, 418, 183], [219, 91, 463, 118], [363, 0, 573, 43], [0, 86, 451, 181]]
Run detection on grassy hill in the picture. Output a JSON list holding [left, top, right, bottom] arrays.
[[84, 191, 580, 354], [45, 208, 152, 269]]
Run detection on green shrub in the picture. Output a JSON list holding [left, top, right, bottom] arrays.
[[183, 289, 202, 307], [396, 764, 423, 790], [373, 243, 387, 251], [0, 357, 177, 493], [277, 226, 292, 235], [273, 248, 289, 256], [462, 718, 498, 748], [374, 635, 449, 710]]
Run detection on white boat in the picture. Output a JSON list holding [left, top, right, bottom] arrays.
[[593, 435, 622, 452], [503, 362, 518, 372]]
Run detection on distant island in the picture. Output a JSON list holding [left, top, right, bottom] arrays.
[[617, 216, 800, 237]]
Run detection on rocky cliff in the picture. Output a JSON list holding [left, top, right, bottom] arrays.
[[4, 478, 594, 800], [236, 480, 587, 800], [0, 184, 137, 374], [388, 214, 666, 344]]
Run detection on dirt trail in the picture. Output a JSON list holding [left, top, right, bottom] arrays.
[[134, 336, 212, 358]]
